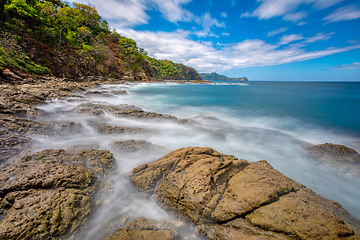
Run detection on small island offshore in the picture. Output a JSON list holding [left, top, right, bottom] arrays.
[[0, 1, 360, 240], [200, 72, 248, 81]]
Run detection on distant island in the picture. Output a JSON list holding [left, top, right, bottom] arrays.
[[200, 72, 248, 81]]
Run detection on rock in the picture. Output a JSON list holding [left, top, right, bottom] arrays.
[[0, 130, 32, 170], [0, 113, 54, 135], [307, 143, 360, 177], [0, 96, 42, 118], [105, 218, 179, 240], [0, 148, 116, 239], [114, 140, 156, 152], [98, 126, 147, 134], [73, 102, 141, 116], [129, 147, 360, 240]]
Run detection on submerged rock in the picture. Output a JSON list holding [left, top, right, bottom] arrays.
[[105, 217, 179, 240], [114, 140, 156, 152], [0, 130, 32, 170], [98, 126, 147, 134], [0, 113, 54, 135], [129, 147, 360, 240], [0, 148, 116, 239], [307, 143, 360, 177]]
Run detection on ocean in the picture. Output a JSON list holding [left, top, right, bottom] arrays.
[[36, 80, 360, 239]]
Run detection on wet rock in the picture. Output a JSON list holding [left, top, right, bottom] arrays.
[[73, 102, 141, 116], [0, 130, 32, 170], [59, 121, 83, 134], [0, 113, 54, 135], [129, 147, 360, 240], [98, 126, 147, 134], [0, 148, 116, 239], [0, 96, 42, 118], [307, 143, 360, 177], [111, 90, 128, 95], [114, 140, 156, 152], [105, 218, 179, 240]]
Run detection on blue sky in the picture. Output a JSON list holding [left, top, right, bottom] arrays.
[[77, 0, 360, 81]]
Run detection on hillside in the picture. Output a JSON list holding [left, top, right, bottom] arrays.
[[147, 57, 201, 80], [0, 0, 200, 82], [200, 72, 248, 81]]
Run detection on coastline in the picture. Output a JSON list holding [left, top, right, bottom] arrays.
[[1, 73, 360, 239]]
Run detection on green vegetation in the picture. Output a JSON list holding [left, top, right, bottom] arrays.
[[200, 72, 248, 81], [0, 0, 201, 80], [0, 31, 50, 74], [147, 57, 201, 80]]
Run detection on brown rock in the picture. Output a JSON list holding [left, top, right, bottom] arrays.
[[307, 143, 360, 177], [130, 147, 360, 240], [0, 113, 54, 134], [0, 130, 32, 170], [98, 126, 147, 134], [105, 218, 179, 240], [114, 140, 156, 152], [0, 148, 116, 239]]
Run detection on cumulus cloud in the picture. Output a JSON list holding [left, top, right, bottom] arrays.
[[329, 62, 360, 70], [324, 5, 360, 23], [117, 28, 360, 72]]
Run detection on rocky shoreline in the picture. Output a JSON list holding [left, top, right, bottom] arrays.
[[1, 70, 360, 239]]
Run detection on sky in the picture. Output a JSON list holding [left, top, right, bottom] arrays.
[[76, 0, 360, 81]]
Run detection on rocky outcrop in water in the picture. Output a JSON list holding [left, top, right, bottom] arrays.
[[0, 148, 116, 239], [129, 147, 360, 239], [105, 217, 180, 240], [307, 143, 360, 178], [114, 140, 157, 152]]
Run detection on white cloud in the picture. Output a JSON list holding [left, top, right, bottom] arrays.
[[117, 27, 360, 73], [194, 12, 225, 38], [282, 11, 308, 22], [324, 5, 360, 23], [251, 0, 343, 22], [267, 27, 288, 37], [222, 32, 230, 36], [304, 32, 335, 43], [151, 0, 193, 23], [221, 12, 227, 18], [279, 34, 304, 45], [75, 0, 149, 27], [329, 62, 360, 70]]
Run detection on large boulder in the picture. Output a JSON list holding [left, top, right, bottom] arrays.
[[307, 143, 360, 177], [129, 147, 360, 240], [0, 148, 116, 239]]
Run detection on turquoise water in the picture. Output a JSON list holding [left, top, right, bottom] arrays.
[[130, 81, 360, 137]]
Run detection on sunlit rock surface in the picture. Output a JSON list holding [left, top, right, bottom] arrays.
[[130, 147, 360, 240], [0, 149, 115, 239]]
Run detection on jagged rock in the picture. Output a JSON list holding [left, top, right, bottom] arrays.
[[98, 126, 146, 134], [73, 102, 141, 116], [0, 96, 42, 117], [105, 218, 179, 240], [114, 140, 156, 152], [59, 122, 83, 134], [0, 148, 116, 239], [0, 113, 54, 134], [129, 147, 360, 240], [307, 143, 360, 178], [0, 130, 32, 170]]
